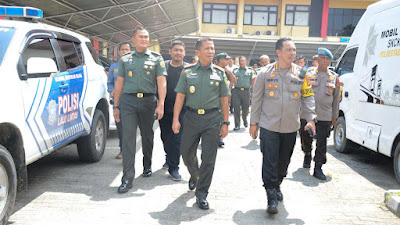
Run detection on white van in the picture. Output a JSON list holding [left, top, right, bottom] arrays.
[[0, 7, 109, 223], [334, 0, 400, 182]]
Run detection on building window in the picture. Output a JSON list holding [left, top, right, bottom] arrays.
[[244, 5, 277, 26], [203, 3, 237, 24], [285, 5, 309, 26], [327, 8, 365, 36]]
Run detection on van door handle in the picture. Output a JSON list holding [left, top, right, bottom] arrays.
[[345, 91, 349, 97], [394, 85, 400, 94]]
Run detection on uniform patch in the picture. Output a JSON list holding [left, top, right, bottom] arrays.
[[114, 69, 118, 73], [274, 84, 279, 89], [224, 77, 228, 83], [210, 81, 214, 85], [293, 92, 299, 98], [144, 65, 148, 69], [301, 79, 314, 97], [269, 91, 275, 97], [128, 71, 133, 77], [270, 73, 277, 78], [146, 71, 150, 75], [150, 66, 153, 70], [160, 61, 165, 67], [328, 88, 333, 93], [189, 86, 195, 93], [267, 84, 274, 88], [216, 82, 219, 86], [336, 78, 340, 88]]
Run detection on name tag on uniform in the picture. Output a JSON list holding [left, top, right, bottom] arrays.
[[210, 74, 221, 81], [113, 69, 118, 73], [144, 61, 155, 66]]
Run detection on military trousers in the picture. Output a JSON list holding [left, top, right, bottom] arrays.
[[180, 109, 220, 199], [116, 119, 123, 149], [300, 119, 330, 165], [159, 109, 185, 173], [260, 128, 297, 188], [232, 88, 250, 128], [120, 93, 157, 183]]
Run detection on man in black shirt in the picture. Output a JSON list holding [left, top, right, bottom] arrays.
[[159, 40, 187, 181]]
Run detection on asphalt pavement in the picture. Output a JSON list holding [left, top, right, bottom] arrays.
[[9, 113, 400, 225]]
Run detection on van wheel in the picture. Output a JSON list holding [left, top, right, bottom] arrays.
[[0, 145, 17, 225], [77, 109, 106, 162], [334, 117, 354, 153], [394, 143, 400, 183]]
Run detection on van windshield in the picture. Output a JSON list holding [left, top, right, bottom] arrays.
[[0, 27, 16, 66]]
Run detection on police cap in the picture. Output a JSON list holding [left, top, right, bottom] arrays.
[[317, 48, 333, 60]]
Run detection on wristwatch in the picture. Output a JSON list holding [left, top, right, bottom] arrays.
[[113, 105, 120, 109], [222, 121, 230, 126]]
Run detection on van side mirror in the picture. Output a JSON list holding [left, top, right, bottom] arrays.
[[27, 57, 58, 75]]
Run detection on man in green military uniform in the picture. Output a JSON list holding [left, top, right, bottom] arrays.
[[113, 27, 167, 193], [172, 37, 230, 210], [232, 56, 254, 130]]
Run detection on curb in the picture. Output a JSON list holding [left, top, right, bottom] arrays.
[[385, 190, 400, 217]]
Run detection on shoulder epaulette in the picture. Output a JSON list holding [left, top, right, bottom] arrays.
[[150, 51, 161, 56], [184, 63, 196, 69], [213, 65, 225, 72]]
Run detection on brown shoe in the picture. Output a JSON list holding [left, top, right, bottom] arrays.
[[115, 152, 122, 159]]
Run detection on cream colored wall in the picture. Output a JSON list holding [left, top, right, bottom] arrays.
[[329, 0, 377, 9], [279, 0, 311, 37], [149, 40, 160, 53]]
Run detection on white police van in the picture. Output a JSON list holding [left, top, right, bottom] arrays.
[[334, 0, 400, 182], [0, 6, 109, 223]]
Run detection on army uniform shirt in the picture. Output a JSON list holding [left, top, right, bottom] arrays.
[[300, 67, 340, 122], [233, 66, 253, 89], [175, 62, 231, 109], [250, 62, 316, 133], [118, 49, 167, 93]]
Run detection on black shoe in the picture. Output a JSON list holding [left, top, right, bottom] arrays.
[[196, 197, 209, 210], [169, 170, 182, 181], [162, 162, 169, 170], [219, 140, 225, 147], [266, 188, 278, 214], [313, 165, 326, 180], [233, 127, 239, 131], [117, 180, 132, 193], [244, 121, 248, 128], [276, 186, 283, 201], [143, 169, 152, 178], [188, 177, 198, 190], [303, 154, 312, 168]]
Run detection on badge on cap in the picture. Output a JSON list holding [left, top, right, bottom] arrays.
[[128, 71, 133, 77], [189, 86, 195, 93], [318, 47, 333, 60]]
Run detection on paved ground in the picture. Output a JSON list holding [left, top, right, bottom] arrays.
[[9, 114, 400, 225]]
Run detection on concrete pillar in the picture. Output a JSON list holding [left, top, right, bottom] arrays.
[[197, 0, 203, 33], [237, 0, 245, 35], [321, 0, 329, 38]]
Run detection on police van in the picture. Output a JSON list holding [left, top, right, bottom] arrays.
[[333, 0, 400, 182], [0, 6, 109, 223]]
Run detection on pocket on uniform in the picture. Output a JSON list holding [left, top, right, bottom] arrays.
[[265, 88, 280, 99], [289, 91, 301, 101], [325, 86, 333, 96]]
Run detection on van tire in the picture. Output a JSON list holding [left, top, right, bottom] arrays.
[[77, 109, 106, 162], [393, 143, 400, 183], [0, 145, 17, 225], [334, 117, 354, 153]]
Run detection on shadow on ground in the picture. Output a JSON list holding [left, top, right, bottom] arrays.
[[233, 203, 304, 225]]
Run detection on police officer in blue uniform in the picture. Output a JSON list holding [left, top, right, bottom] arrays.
[[107, 42, 131, 159]]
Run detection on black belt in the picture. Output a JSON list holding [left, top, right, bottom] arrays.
[[186, 107, 219, 115], [128, 93, 155, 98], [234, 87, 249, 91]]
